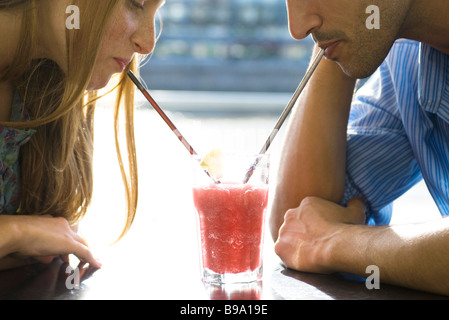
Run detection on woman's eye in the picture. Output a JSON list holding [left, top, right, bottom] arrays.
[[130, 0, 145, 10]]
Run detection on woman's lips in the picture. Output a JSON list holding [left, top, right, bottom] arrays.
[[114, 58, 130, 72]]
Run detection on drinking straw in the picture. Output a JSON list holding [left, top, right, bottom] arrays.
[[243, 48, 325, 183], [127, 70, 219, 183]]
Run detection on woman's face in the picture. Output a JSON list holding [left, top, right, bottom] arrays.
[[88, 0, 165, 90]]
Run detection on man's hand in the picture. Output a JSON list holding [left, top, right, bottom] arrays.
[[274, 197, 366, 274]]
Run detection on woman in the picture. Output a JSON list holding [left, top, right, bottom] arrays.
[[0, 0, 164, 269]]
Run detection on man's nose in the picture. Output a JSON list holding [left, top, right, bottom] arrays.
[[286, 0, 322, 40]]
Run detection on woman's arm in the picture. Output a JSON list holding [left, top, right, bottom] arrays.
[[269, 50, 356, 240], [0, 215, 35, 270], [0, 215, 101, 271], [0, 256, 36, 271]]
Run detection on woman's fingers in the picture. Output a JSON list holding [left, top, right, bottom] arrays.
[[11, 215, 102, 269], [69, 229, 102, 268], [72, 243, 102, 269]]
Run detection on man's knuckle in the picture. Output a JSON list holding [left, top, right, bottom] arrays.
[[300, 196, 317, 207], [284, 208, 296, 219]]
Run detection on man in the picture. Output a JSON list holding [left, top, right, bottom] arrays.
[[271, 0, 449, 295]]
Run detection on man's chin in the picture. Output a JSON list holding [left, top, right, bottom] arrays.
[[338, 61, 378, 80]]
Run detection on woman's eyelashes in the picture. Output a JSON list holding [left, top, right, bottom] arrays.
[[130, 0, 145, 10]]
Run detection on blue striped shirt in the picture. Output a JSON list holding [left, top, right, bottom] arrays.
[[341, 39, 449, 225]]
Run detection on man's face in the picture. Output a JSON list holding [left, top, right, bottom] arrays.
[[286, 0, 412, 78]]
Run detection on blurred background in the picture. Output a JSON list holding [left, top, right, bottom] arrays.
[[144, 0, 313, 93], [139, 0, 314, 116]]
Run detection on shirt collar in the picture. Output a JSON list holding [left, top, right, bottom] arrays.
[[418, 43, 449, 123], [10, 90, 32, 122]]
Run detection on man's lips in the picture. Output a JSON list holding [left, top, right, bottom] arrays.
[[318, 41, 341, 59]]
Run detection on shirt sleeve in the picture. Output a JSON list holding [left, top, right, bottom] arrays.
[[341, 54, 423, 225]]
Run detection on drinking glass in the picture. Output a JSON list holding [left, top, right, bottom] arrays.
[[192, 153, 269, 284]]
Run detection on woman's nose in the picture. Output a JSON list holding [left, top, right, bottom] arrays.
[[132, 19, 156, 55], [286, 0, 322, 40]]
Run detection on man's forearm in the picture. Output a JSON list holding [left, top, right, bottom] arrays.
[[270, 53, 356, 240], [330, 218, 449, 296]]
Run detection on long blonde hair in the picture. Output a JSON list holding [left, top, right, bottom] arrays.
[[0, 0, 139, 240]]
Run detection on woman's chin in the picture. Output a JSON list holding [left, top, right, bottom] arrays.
[[87, 75, 113, 91]]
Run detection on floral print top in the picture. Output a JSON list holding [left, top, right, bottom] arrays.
[[0, 92, 36, 215]]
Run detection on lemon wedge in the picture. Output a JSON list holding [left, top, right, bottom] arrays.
[[200, 148, 223, 179]]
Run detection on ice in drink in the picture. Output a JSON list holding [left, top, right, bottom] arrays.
[[193, 183, 269, 279]]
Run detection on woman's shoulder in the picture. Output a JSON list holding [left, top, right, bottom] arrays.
[[0, 91, 36, 150], [0, 91, 36, 215]]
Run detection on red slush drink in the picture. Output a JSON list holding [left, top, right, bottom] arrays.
[[193, 183, 269, 277]]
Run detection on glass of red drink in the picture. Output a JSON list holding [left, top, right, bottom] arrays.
[[192, 153, 269, 284]]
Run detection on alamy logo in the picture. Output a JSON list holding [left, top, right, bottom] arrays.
[[365, 265, 380, 289], [65, 4, 380, 31], [65, 265, 80, 290], [66, 5, 80, 30], [366, 5, 380, 30]]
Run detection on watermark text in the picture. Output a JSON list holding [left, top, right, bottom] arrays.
[[366, 5, 380, 30], [365, 265, 380, 290], [66, 5, 80, 30]]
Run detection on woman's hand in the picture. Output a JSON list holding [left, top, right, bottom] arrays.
[[0, 215, 101, 269]]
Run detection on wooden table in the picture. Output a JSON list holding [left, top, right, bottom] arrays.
[[0, 251, 446, 300], [0, 200, 446, 301]]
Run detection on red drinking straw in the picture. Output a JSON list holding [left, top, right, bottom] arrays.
[[127, 71, 219, 183]]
